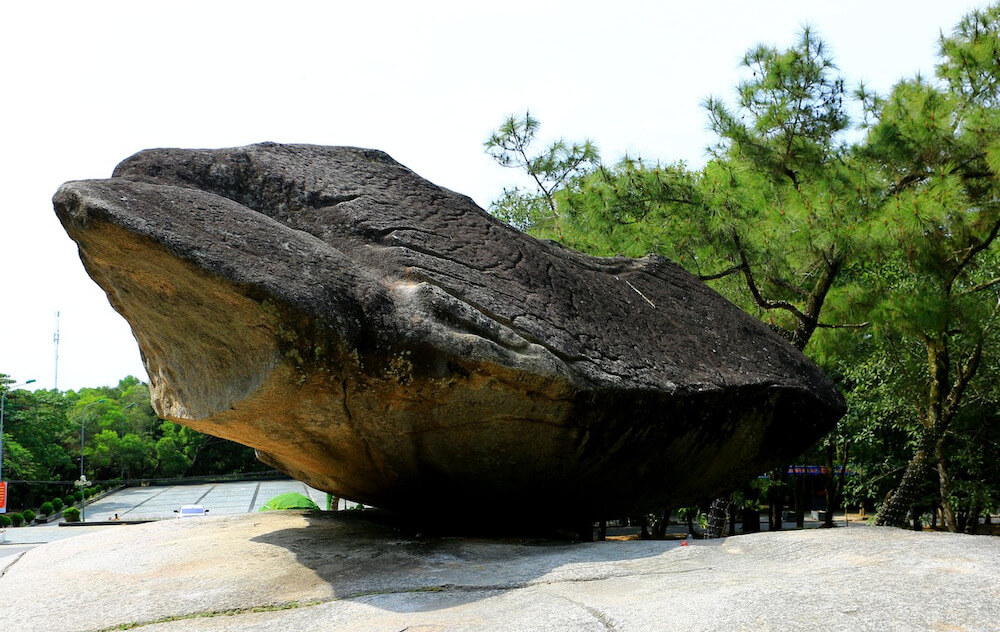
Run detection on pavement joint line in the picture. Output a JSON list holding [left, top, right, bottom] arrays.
[[194, 484, 217, 505], [247, 481, 262, 513], [120, 486, 173, 516]]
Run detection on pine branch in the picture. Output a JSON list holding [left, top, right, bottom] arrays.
[[959, 276, 1000, 296], [942, 339, 983, 424], [815, 321, 870, 329], [948, 216, 1000, 291], [888, 172, 929, 196], [519, 150, 556, 213], [698, 264, 745, 281], [733, 233, 809, 322], [768, 275, 811, 299]]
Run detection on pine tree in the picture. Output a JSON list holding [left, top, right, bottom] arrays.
[[868, 6, 1000, 528]]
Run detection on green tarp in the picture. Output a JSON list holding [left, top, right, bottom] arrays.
[[258, 492, 320, 512]]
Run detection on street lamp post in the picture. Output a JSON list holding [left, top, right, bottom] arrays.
[[78, 398, 106, 523], [0, 379, 36, 482]]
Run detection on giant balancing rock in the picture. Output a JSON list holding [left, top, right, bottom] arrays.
[[54, 143, 844, 528]]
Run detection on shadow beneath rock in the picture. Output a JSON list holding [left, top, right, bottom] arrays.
[[249, 510, 687, 613]]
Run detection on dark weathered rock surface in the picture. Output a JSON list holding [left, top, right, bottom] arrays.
[[54, 143, 843, 527]]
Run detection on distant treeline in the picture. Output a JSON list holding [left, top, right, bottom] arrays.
[[0, 375, 269, 511]]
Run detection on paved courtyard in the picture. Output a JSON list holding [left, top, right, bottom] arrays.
[[1, 480, 879, 551], [84, 479, 351, 521], [1, 479, 360, 548]]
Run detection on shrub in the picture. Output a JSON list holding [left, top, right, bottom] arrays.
[[62, 507, 81, 522], [73, 491, 83, 502], [9, 513, 23, 527], [39, 502, 54, 516], [21, 509, 35, 524], [51, 498, 63, 512], [0, 515, 11, 527]]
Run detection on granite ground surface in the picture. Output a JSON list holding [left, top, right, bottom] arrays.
[[1, 511, 997, 631]]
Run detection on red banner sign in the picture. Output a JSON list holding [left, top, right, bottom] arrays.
[[0, 481, 7, 514]]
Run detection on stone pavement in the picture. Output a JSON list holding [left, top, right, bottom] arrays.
[[81, 479, 335, 522], [0, 479, 350, 548], [1, 511, 997, 631]]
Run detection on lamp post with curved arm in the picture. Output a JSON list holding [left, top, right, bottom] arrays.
[[0, 379, 36, 483], [78, 398, 106, 523]]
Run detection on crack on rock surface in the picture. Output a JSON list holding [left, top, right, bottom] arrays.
[[0, 552, 26, 580], [53, 142, 845, 529]]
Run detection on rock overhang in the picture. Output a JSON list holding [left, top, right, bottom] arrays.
[[54, 142, 845, 529]]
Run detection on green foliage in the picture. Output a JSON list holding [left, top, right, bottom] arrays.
[[937, 5, 1000, 107], [0, 374, 269, 509], [0, 514, 10, 527], [9, 512, 23, 527], [62, 507, 81, 522], [154, 433, 192, 478], [487, 29, 876, 352], [486, 5, 1000, 529], [51, 497, 63, 512], [858, 6, 1000, 527], [258, 492, 320, 512], [21, 509, 35, 524], [38, 502, 53, 516], [484, 111, 599, 230]]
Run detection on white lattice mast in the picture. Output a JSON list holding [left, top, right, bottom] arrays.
[[53, 311, 60, 390]]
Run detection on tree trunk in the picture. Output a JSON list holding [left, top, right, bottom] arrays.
[[742, 506, 761, 533], [934, 437, 958, 532], [704, 496, 726, 535], [768, 467, 786, 531], [876, 433, 935, 527], [965, 511, 979, 535], [652, 507, 671, 539], [794, 475, 806, 529], [704, 497, 730, 539]]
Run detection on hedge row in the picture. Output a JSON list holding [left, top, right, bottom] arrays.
[[1, 484, 106, 526]]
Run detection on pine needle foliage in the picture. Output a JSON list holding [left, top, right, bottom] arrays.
[[485, 7, 1000, 530]]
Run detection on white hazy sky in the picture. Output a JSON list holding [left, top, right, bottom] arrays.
[[0, 0, 985, 392]]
